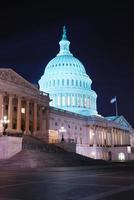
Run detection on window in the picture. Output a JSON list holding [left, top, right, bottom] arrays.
[[83, 81, 85, 88], [55, 122, 58, 126], [118, 153, 125, 161], [62, 79, 64, 86], [67, 79, 69, 86], [72, 79, 74, 86], [53, 80, 55, 86], [21, 108, 25, 114], [14, 107, 17, 112], [57, 80, 60, 86]]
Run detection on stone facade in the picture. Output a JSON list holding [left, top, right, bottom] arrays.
[[48, 107, 133, 161], [0, 68, 134, 161], [0, 68, 50, 142], [0, 136, 23, 159]]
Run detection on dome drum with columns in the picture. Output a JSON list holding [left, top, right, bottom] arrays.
[[39, 26, 98, 116]]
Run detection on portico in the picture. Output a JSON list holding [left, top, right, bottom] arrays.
[[0, 68, 50, 141]]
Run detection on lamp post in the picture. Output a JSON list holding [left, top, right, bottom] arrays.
[[59, 126, 66, 142], [0, 116, 10, 135]]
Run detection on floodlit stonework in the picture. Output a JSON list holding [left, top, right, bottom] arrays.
[[48, 107, 133, 160], [0, 136, 22, 159], [39, 27, 134, 161], [0, 68, 50, 141], [0, 27, 134, 161]]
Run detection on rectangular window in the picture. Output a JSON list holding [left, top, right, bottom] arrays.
[[67, 79, 69, 86]]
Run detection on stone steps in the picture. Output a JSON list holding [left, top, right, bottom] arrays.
[[0, 136, 107, 169]]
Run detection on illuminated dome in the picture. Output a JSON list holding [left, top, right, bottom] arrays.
[[39, 26, 98, 116]]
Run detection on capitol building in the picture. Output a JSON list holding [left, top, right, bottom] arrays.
[[0, 27, 133, 161]]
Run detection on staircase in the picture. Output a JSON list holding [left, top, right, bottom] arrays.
[[0, 136, 107, 169]]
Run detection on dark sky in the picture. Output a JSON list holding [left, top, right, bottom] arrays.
[[0, 2, 133, 126]]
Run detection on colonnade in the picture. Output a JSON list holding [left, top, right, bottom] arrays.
[[50, 93, 96, 110], [0, 93, 47, 135], [89, 125, 130, 147]]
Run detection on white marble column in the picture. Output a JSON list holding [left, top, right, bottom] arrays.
[[44, 108, 49, 142], [88, 129, 90, 145], [39, 107, 43, 134], [111, 128, 114, 146], [8, 95, 13, 129], [17, 97, 21, 132], [101, 128, 104, 146], [0, 94, 3, 132], [25, 101, 30, 134], [33, 102, 37, 134], [123, 131, 125, 145], [93, 126, 97, 147], [0, 94, 3, 120]]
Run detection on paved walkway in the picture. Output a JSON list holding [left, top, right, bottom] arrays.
[[0, 165, 134, 200]]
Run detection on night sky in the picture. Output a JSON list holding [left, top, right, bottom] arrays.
[[0, 2, 133, 126]]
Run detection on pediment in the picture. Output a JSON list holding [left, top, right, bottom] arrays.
[[114, 116, 132, 129], [0, 68, 38, 92]]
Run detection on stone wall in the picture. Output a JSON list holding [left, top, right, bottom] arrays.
[[0, 136, 23, 159], [56, 142, 76, 152]]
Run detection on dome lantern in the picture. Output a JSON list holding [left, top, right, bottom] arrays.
[[57, 26, 72, 56]]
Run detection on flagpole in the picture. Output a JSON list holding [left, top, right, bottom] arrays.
[[115, 96, 118, 116]]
